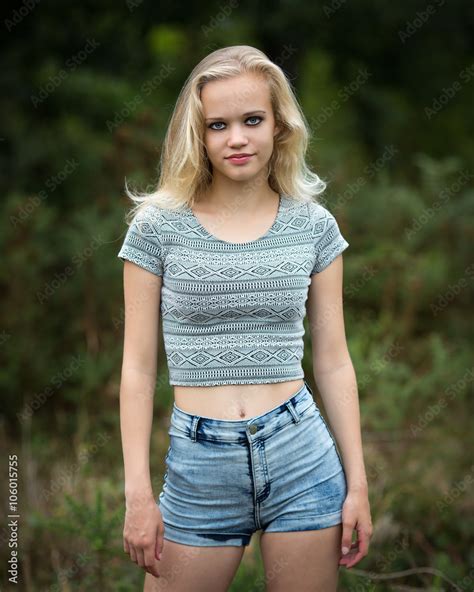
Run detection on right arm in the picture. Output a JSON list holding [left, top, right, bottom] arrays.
[[120, 260, 164, 576], [120, 259, 162, 499]]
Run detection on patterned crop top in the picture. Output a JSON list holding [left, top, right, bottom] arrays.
[[117, 195, 349, 386]]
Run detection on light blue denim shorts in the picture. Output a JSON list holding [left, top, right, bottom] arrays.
[[157, 380, 347, 547]]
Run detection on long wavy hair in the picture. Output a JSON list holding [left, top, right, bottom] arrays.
[[123, 45, 327, 223]]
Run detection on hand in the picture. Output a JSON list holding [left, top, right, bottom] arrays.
[[123, 490, 165, 578], [339, 487, 373, 569]]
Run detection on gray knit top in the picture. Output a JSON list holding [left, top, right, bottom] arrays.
[[117, 194, 349, 386]]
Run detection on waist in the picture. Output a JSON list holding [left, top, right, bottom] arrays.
[[173, 378, 306, 420]]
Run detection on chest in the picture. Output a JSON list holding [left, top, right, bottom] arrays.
[[160, 242, 314, 320]]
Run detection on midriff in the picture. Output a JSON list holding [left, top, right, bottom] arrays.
[[173, 379, 305, 420]]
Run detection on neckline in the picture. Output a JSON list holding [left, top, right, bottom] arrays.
[[188, 194, 284, 246]]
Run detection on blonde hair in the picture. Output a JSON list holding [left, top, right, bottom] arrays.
[[123, 44, 327, 223]]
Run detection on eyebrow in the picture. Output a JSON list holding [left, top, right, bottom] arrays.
[[205, 110, 267, 122]]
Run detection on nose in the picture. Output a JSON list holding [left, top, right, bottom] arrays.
[[227, 124, 249, 147]]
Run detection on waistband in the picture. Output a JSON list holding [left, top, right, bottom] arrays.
[[169, 379, 316, 443]]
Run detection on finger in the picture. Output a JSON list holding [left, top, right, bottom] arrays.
[[345, 548, 364, 568], [145, 548, 161, 577], [339, 544, 358, 566], [124, 538, 130, 554], [144, 547, 161, 578], [339, 549, 357, 569], [129, 544, 138, 564], [340, 519, 355, 557], [145, 567, 161, 578], [360, 530, 370, 555], [135, 546, 146, 568], [155, 532, 165, 561], [339, 538, 359, 567], [345, 530, 370, 568]]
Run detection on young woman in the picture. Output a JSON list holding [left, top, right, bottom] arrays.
[[118, 45, 372, 592]]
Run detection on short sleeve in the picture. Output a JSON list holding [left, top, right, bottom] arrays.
[[310, 204, 349, 274], [117, 205, 164, 276]]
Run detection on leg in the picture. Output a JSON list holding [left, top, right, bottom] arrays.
[[143, 539, 245, 592], [259, 524, 342, 592]]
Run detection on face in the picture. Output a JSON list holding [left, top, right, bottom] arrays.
[[201, 72, 280, 184]]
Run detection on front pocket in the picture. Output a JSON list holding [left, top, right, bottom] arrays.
[[168, 422, 190, 439]]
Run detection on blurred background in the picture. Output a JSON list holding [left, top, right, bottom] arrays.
[[1, 0, 473, 590]]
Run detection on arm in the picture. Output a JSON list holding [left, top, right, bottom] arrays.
[[307, 253, 373, 569], [306, 254, 367, 493], [118, 204, 166, 576], [120, 260, 162, 499]]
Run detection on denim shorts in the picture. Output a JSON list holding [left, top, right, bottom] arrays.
[[157, 380, 347, 547]]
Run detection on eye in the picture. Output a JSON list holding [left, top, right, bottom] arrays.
[[246, 115, 263, 125], [208, 121, 225, 131], [208, 116, 264, 131]]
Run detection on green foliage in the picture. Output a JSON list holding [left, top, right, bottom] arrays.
[[1, 1, 472, 590]]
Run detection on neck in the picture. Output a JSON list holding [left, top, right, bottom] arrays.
[[199, 177, 278, 213]]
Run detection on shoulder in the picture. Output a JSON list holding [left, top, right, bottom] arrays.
[[131, 202, 165, 225], [118, 203, 168, 275], [306, 199, 333, 220], [305, 200, 340, 234], [127, 202, 171, 241]]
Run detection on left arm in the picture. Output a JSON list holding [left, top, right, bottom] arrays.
[[307, 253, 372, 568], [307, 254, 367, 491]]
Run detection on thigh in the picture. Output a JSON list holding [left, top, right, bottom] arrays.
[[259, 524, 342, 592], [143, 539, 245, 592]]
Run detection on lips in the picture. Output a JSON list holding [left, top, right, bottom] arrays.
[[226, 153, 254, 159], [226, 154, 254, 165]]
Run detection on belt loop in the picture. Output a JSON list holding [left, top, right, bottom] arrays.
[[190, 416, 200, 442], [285, 399, 301, 424]]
